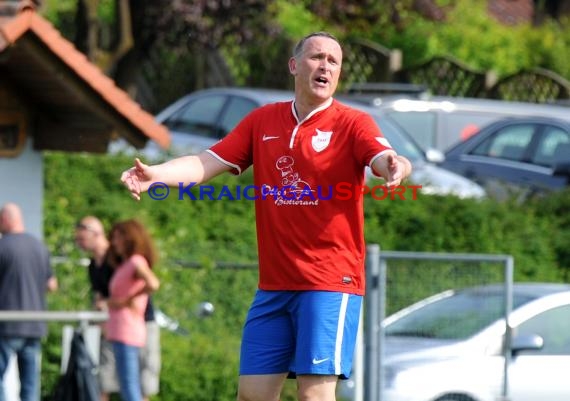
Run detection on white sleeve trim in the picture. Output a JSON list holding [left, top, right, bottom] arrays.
[[368, 149, 398, 170], [205, 149, 242, 175]]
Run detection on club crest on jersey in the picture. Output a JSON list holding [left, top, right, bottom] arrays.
[[312, 129, 333, 152]]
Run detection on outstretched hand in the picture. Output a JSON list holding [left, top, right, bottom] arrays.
[[384, 154, 408, 187], [120, 158, 153, 201]]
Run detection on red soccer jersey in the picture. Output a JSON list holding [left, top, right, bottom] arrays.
[[207, 99, 393, 295]]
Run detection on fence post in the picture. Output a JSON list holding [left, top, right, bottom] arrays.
[[377, 256, 387, 401], [365, 244, 380, 401], [500, 256, 515, 401]]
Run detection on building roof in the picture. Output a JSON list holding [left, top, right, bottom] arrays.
[[0, 2, 170, 152]]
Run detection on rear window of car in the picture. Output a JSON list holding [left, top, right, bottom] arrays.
[[385, 290, 537, 340], [219, 97, 258, 136], [532, 126, 570, 167], [165, 95, 227, 139]]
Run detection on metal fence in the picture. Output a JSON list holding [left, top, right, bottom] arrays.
[[0, 311, 107, 401], [2, 251, 516, 401], [355, 245, 514, 401]]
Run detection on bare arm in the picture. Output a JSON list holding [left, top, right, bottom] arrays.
[[107, 259, 160, 309], [47, 276, 58, 292], [371, 153, 412, 187], [93, 292, 108, 311], [121, 151, 231, 201], [134, 260, 160, 294]]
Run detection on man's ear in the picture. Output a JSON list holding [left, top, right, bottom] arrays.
[[288, 57, 297, 75]]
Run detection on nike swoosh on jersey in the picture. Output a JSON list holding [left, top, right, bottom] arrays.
[[262, 135, 279, 141], [312, 357, 329, 365]]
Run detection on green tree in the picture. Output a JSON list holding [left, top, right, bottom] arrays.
[[41, 0, 280, 111]]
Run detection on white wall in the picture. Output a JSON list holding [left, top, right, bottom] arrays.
[[0, 138, 43, 240]]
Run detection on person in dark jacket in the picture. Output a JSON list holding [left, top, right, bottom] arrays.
[[0, 202, 58, 401]]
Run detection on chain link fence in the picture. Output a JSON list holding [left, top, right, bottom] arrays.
[[346, 245, 515, 401]]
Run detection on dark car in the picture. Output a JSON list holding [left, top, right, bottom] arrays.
[[439, 116, 570, 199]]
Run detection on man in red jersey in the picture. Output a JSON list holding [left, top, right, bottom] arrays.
[[121, 31, 412, 401]]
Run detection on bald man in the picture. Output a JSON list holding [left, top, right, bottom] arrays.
[[0, 203, 57, 401], [75, 216, 161, 401]]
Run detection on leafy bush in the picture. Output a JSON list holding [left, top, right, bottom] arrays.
[[348, 1, 570, 80]]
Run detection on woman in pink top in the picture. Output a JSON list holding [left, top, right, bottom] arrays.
[[106, 219, 160, 401]]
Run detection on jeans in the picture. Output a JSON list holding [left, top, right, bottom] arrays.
[[112, 341, 142, 401], [0, 337, 41, 401]]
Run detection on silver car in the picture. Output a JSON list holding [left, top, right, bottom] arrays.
[[111, 87, 485, 198], [354, 283, 570, 401], [352, 94, 570, 153]]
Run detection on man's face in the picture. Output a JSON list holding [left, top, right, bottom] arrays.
[[290, 36, 343, 103], [75, 223, 99, 252]]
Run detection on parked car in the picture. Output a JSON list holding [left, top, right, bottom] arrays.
[[369, 117, 485, 198], [345, 93, 570, 152], [340, 282, 570, 401], [110, 87, 485, 198], [439, 116, 570, 199]]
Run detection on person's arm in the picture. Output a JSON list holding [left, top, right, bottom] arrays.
[[121, 151, 231, 201], [371, 153, 412, 187], [108, 258, 160, 309], [93, 292, 108, 311], [47, 276, 58, 292], [134, 260, 160, 294]]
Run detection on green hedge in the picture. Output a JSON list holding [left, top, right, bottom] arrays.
[[41, 151, 569, 400]]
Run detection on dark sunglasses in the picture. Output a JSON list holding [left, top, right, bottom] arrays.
[[75, 223, 98, 232]]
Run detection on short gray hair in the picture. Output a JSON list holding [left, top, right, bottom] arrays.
[[292, 31, 341, 58]]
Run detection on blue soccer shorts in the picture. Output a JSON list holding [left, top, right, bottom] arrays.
[[239, 289, 362, 379]]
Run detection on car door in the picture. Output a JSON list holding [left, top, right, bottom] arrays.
[[456, 122, 549, 195], [508, 304, 570, 401]]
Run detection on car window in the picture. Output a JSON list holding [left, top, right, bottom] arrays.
[[385, 111, 437, 151], [531, 126, 570, 167], [219, 97, 258, 137], [470, 124, 535, 161], [163, 95, 227, 139], [514, 304, 570, 355], [385, 290, 536, 340], [372, 116, 425, 163]]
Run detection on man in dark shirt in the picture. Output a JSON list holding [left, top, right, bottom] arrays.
[[75, 216, 160, 401], [0, 202, 58, 401]]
